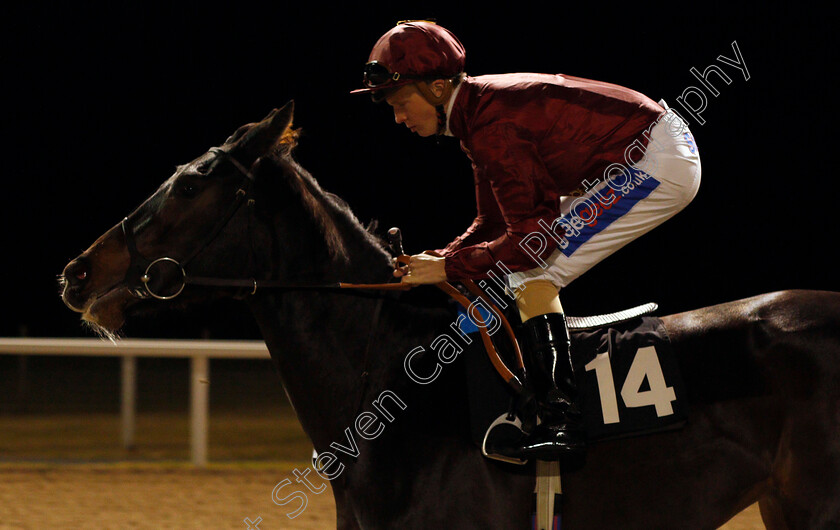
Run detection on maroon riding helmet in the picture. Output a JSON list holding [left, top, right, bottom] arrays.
[[351, 20, 466, 103]]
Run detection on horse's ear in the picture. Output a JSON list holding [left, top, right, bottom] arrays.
[[228, 101, 298, 165], [224, 123, 255, 145]]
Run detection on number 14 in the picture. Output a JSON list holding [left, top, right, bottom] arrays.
[[584, 346, 676, 424]]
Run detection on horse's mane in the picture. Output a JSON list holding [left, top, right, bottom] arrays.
[[266, 138, 390, 263]]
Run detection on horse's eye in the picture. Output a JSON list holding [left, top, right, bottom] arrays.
[[177, 183, 199, 198]]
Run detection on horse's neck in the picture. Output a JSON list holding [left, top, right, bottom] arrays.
[[249, 291, 382, 447], [248, 218, 397, 449]]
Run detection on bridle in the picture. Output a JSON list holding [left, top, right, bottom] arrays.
[[119, 148, 529, 396]]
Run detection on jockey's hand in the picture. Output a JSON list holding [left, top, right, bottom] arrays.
[[393, 251, 447, 284]]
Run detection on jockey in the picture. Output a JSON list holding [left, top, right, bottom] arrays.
[[352, 20, 701, 461]]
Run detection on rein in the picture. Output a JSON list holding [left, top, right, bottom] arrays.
[[120, 149, 527, 394]]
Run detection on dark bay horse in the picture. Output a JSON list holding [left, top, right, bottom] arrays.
[[60, 103, 840, 529]]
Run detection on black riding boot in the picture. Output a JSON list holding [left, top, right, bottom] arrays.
[[488, 313, 586, 461]]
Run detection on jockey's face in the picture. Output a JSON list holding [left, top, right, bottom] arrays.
[[385, 84, 439, 137]]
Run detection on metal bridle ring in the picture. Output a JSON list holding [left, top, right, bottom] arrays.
[[140, 257, 186, 300]]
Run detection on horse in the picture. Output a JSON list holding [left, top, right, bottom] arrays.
[[60, 102, 840, 529]]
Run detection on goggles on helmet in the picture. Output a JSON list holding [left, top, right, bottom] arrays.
[[362, 61, 430, 89]]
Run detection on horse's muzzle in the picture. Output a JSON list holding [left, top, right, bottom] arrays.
[[60, 256, 92, 312]]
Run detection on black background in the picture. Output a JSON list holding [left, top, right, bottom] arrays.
[[2, 2, 835, 340]]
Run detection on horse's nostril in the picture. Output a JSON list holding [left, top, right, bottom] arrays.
[[64, 258, 91, 288]]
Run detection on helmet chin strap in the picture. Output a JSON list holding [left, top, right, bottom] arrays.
[[416, 80, 454, 135]]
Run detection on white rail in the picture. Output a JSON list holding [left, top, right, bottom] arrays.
[[0, 338, 271, 467]]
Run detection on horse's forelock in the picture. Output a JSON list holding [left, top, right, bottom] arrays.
[[278, 127, 301, 148], [266, 127, 301, 160]]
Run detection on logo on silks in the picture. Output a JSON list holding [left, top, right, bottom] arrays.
[[539, 167, 661, 258], [684, 132, 697, 153]]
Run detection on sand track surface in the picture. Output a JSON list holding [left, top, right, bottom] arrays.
[[0, 464, 335, 529], [0, 464, 762, 529]]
